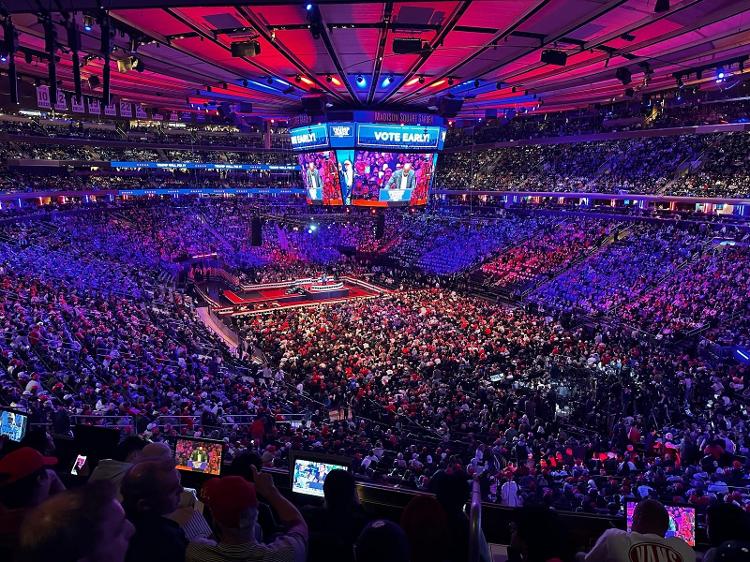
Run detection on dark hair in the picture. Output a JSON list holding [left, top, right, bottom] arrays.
[[0, 469, 46, 509], [114, 436, 148, 462], [430, 470, 470, 513], [15, 480, 117, 562], [323, 469, 356, 512], [707, 503, 750, 546], [514, 506, 573, 562], [225, 450, 263, 482]]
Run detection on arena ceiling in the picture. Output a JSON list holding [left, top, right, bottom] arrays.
[[2, 0, 750, 119]]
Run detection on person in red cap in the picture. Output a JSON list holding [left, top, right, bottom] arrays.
[[186, 467, 307, 562], [0, 447, 65, 558]]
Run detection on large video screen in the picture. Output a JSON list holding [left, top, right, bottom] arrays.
[[345, 150, 436, 206], [298, 150, 344, 206]]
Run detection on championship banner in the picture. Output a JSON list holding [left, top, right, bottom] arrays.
[[152, 113, 163, 121], [135, 105, 147, 119], [104, 102, 117, 116], [71, 96, 85, 113], [54, 89, 68, 111], [119, 100, 132, 118], [88, 98, 101, 115], [36, 85, 51, 109], [169, 112, 178, 122]]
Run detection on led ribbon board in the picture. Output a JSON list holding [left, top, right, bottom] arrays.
[[110, 162, 299, 171], [289, 123, 329, 150], [356, 123, 442, 150]]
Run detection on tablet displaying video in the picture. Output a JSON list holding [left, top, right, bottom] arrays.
[[290, 452, 350, 497], [174, 436, 223, 476], [626, 501, 696, 546], [0, 408, 28, 443]]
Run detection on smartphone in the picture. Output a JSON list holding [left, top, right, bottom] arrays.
[[71, 454, 88, 476]]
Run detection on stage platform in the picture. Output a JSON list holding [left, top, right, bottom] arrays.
[[207, 275, 388, 316]]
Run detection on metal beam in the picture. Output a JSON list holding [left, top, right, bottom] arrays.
[[388, 0, 552, 105], [379, 0, 472, 105], [366, 2, 393, 105], [235, 5, 350, 105]]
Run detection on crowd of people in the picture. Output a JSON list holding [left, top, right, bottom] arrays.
[[0, 196, 748, 561], [436, 132, 750, 198]]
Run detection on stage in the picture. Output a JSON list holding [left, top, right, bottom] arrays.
[[201, 275, 388, 316]]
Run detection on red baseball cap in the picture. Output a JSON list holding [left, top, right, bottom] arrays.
[[0, 447, 58, 485], [203, 476, 258, 528]]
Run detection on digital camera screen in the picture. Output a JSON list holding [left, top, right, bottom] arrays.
[[292, 458, 348, 497], [626, 502, 696, 546], [174, 437, 223, 476], [0, 409, 28, 443]]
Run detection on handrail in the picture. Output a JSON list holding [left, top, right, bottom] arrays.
[[468, 478, 483, 562]]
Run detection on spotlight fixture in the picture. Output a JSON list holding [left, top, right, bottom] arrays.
[[266, 76, 273, 85], [295, 74, 302, 83], [0, 52, 6, 63], [83, 15, 94, 32], [306, 3, 313, 10], [326, 74, 332, 82], [615, 67, 632, 85], [447, 77, 454, 86], [418, 75, 425, 84], [356, 74, 364, 84]]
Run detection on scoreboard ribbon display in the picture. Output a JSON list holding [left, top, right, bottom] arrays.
[[110, 162, 299, 171], [356, 124, 442, 149], [290, 123, 445, 150]]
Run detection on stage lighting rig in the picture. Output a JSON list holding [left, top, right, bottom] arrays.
[[305, 4, 323, 40], [83, 15, 94, 32]]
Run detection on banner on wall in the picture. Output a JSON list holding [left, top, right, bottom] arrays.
[[152, 113, 163, 121], [54, 89, 68, 111], [71, 96, 86, 113], [170, 112, 178, 122], [119, 100, 132, 118], [88, 98, 101, 115], [135, 105, 147, 119], [104, 102, 117, 116], [36, 85, 51, 109]]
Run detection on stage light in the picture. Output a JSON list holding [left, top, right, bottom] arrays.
[[717, 68, 726, 80], [430, 79, 445, 88], [326, 74, 332, 82], [306, 3, 313, 10], [406, 76, 420, 86], [418, 75, 425, 84], [0, 53, 6, 63], [447, 77, 454, 86], [83, 15, 94, 32], [295, 74, 302, 83], [356, 74, 367, 88], [381, 75, 392, 87]]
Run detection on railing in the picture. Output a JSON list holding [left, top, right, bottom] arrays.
[[468, 478, 484, 562]]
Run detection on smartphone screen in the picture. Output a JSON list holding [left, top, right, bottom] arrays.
[[71, 454, 87, 476]]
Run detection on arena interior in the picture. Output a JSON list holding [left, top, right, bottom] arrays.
[[0, 1, 750, 562]]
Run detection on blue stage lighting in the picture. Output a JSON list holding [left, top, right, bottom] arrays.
[[306, 3, 313, 11], [356, 74, 367, 88]]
